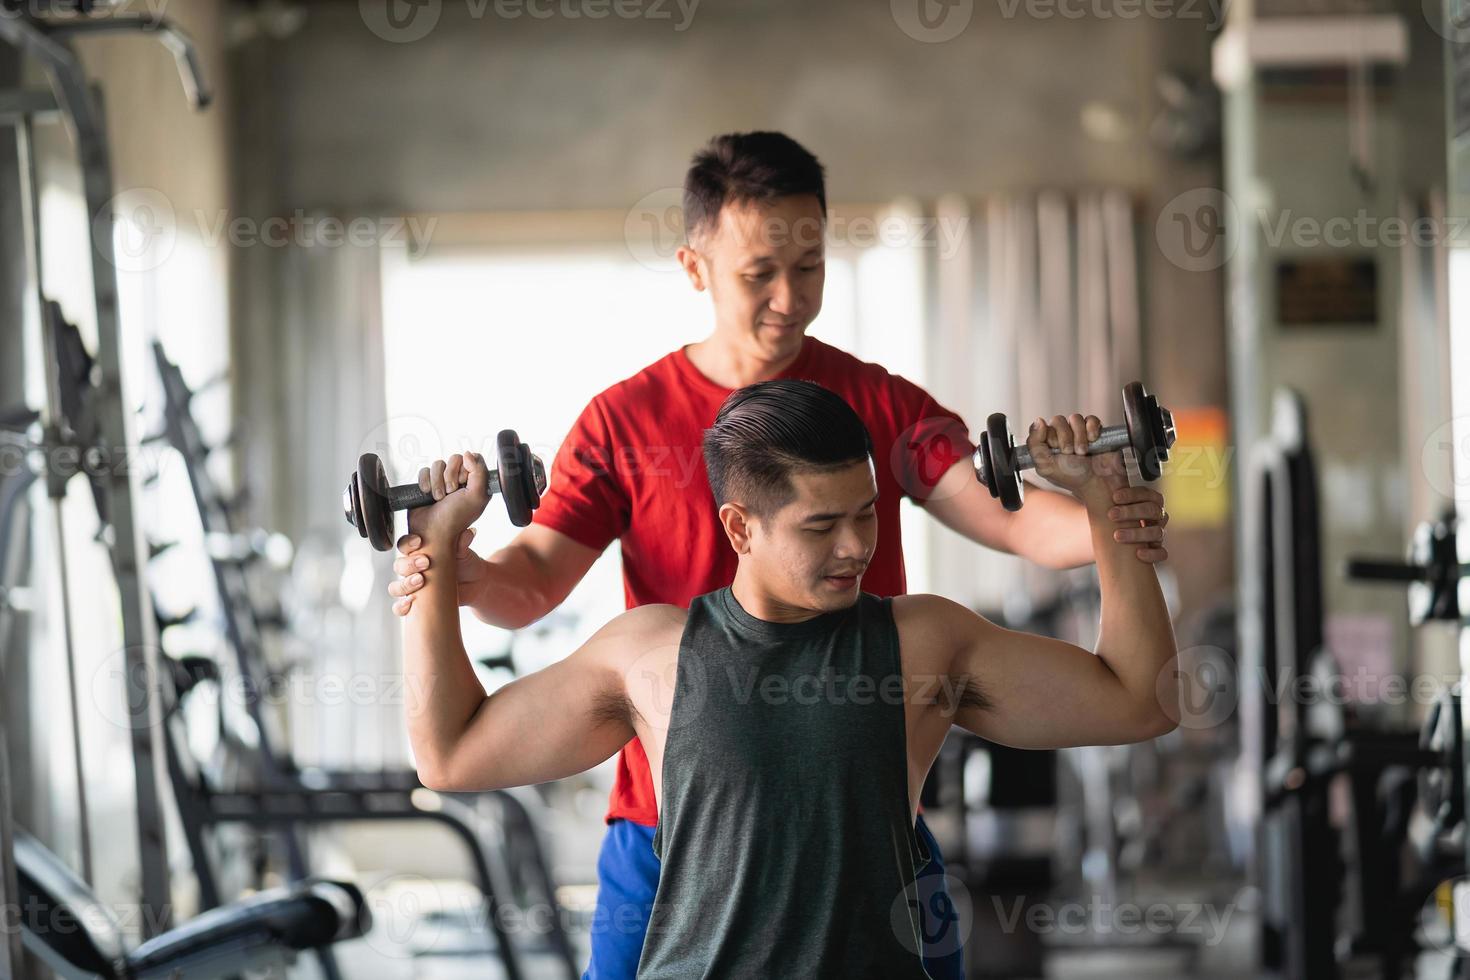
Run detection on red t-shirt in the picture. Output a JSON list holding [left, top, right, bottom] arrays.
[[533, 336, 975, 825]]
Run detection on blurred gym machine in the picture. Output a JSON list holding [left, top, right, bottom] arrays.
[[15, 822, 371, 979], [145, 339, 579, 980], [0, 297, 383, 979], [924, 584, 1091, 979], [1049, 575, 1222, 970], [1243, 388, 1469, 978], [0, 0, 212, 940], [0, 7, 385, 978], [0, 421, 29, 980], [939, 571, 1222, 979], [1346, 509, 1470, 978]]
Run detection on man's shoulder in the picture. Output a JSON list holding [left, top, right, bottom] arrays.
[[890, 594, 977, 664], [586, 350, 685, 413], [609, 603, 688, 645], [891, 592, 967, 620], [803, 339, 941, 422], [579, 604, 686, 680], [804, 337, 898, 386]]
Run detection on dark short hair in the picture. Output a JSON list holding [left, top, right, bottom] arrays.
[[683, 131, 827, 242], [703, 380, 873, 518]]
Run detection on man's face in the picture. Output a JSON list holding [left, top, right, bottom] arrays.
[[680, 194, 826, 364], [735, 460, 878, 613]]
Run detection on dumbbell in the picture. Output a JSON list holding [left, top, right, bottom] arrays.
[[974, 381, 1176, 512], [1344, 513, 1469, 625], [343, 429, 547, 551]]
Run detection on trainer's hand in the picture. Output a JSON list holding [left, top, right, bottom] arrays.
[[1108, 485, 1170, 564], [389, 526, 482, 617]]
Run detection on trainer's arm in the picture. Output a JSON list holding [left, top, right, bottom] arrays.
[[403, 529, 636, 792], [922, 458, 1169, 568], [394, 523, 601, 629], [937, 481, 1179, 747]]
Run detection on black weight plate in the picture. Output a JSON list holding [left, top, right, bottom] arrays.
[[357, 453, 395, 551], [345, 472, 367, 538], [976, 431, 996, 498], [985, 413, 1023, 512], [1419, 691, 1464, 830], [518, 441, 542, 513], [497, 430, 534, 527], [1123, 381, 1168, 482]]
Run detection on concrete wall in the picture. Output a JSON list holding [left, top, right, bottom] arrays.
[[236, 0, 1220, 212]]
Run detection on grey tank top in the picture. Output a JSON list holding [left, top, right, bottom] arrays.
[[636, 586, 933, 979]]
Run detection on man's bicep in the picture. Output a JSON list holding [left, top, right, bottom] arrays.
[[949, 608, 1147, 750], [443, 624, 636, 790]]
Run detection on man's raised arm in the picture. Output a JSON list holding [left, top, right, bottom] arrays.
[[914, 421, 1181, 749], [400, 450, 657, 792]]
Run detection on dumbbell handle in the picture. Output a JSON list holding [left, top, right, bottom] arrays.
[[378, 471, 515, 513], [1010, 424, 1133, 472]]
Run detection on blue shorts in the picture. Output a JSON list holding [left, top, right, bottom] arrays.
[[582, 815, 965, 979]]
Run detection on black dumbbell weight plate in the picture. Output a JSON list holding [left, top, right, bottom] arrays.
[[497, 430, 537, 528], [354, 453, 396, 551], [1123, 381, 1174, 482], [984, 413, 1024, 512]]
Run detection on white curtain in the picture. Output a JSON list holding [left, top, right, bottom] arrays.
[[928, 192, 1143, 613], [236, 229, 403, 770]]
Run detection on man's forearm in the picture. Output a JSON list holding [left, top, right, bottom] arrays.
[[464, 544, 557, 629], [404, 532, 487, 782], [1007, 483, 1094, 569], [922, 460, 1091, 569], [1080, 482, 1179, 721]]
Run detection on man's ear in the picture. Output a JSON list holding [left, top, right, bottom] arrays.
[[676, 244, 706, 292], [718, 501, 754, 555]]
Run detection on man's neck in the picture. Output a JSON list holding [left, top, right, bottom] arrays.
[[685, 332, 805, 390], [730, 571, 824, 625]]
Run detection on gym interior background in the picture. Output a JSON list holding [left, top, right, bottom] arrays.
[[0, 0, 1464, 977]]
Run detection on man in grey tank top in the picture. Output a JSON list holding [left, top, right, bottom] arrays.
[[400, 379, 1181, 978]]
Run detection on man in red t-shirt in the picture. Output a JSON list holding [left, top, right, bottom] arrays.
[[390, 132, 1169, 979]]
